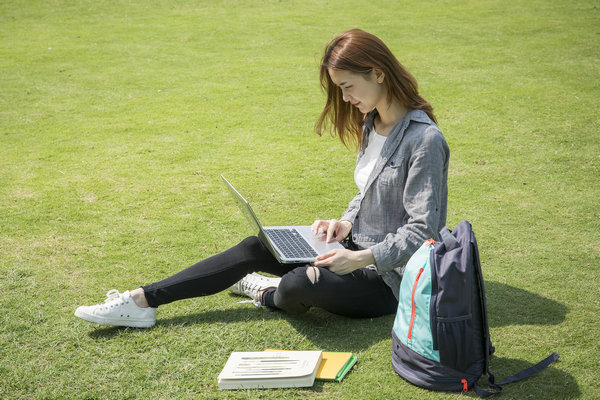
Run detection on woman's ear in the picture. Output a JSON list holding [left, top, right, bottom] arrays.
[[374, 68, 385, 84]]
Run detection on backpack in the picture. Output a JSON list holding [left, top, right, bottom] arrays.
[[391, 220, 559, 397]]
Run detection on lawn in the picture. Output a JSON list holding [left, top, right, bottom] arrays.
[[1, 0, 598, 399]]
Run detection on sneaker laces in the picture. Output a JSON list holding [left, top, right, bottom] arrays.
[[100, 289, 126, 310], [240, 280, 260, 295], [238, 280, 263, 307], [105, 289, 122, 302], [238, 299, 262, 307], [231, 273, 280, 308]]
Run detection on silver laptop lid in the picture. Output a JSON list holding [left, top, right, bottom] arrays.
[[221, 175, 286, 261], [221, 175, 261, 236]]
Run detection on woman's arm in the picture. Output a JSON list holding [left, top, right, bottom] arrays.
[[370, 129, 449, 272], [339, 191, 362, 226], [311, 219, 372, 275], [313, 248, 375, 274]]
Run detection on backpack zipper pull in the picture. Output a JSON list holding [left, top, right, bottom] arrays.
[[461, 379, 468, 392]]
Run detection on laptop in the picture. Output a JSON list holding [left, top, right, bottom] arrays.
[[221, 175, 345, 264]]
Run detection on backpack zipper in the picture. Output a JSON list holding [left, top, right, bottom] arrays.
[[408, 267, 425, 340], [408, 239, 436, 341]]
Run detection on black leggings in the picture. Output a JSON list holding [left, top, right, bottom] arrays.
[[142, 236, 398, 318]]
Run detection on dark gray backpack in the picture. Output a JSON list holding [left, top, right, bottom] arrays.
[[391, 220, 559, 396]]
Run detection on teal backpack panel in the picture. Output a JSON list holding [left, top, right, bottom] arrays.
[[392, 240, 439, 362]]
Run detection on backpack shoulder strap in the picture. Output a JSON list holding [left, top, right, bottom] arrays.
[[473, 353, 560, 397], [496, 352, 560, 386], [439, 226, 460, 251]]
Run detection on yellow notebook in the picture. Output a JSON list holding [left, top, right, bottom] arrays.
[[265, 350, 357, 382]]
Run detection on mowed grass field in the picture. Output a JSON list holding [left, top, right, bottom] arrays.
[[1, 0, 598, 399]]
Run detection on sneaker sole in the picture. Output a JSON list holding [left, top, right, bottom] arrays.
[[74, 309, 156, 328]]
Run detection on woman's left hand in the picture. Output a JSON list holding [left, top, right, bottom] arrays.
[[313, 249, 376, 275]]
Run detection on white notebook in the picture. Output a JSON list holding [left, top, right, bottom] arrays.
[[218, 351, 323, 390]]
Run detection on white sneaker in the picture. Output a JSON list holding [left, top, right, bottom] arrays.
[[75, 289, 157, 328], [229, 273, 281, 307]]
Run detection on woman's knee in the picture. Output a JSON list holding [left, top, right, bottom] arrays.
[[279, 266, 320, 292], [273, 266, 322, 314]]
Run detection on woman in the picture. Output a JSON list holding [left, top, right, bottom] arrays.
[[75, 29, 449, 328]]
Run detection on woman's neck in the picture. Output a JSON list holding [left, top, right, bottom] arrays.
[[374, 99, 407, 136]]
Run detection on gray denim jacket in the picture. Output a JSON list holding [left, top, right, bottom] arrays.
[[341, 109, 449, 299]]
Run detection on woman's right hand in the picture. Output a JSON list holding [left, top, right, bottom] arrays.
[[311, 219, 353, 243]]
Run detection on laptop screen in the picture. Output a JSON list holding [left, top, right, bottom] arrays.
[[221, 175, 261, 237]]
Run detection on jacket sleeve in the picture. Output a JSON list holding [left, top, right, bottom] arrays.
[[340, 191, 362, 225], [370, 128, 449, 273]]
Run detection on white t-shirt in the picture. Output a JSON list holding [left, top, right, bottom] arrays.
[[354, 127, 387, 193]]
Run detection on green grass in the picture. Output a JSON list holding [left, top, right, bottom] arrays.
[[1, 0, 598, 398]]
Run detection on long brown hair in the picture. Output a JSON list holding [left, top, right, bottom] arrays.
[[315, 29, 436, 150]]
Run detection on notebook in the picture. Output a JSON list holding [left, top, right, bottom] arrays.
[[221, 175, 344, 263], [265, 349, 357, 382], [315, 352, 358, 382], [217, 351, 323, 389]]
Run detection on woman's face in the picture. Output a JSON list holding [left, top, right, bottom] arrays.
[[328, 68, 387, 114]]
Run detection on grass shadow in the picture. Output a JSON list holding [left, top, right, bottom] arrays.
[[485, 281, 567, 327], [88, 281, 567, 350], [284, 308, 395, 353], [87, 301, 395, 353]]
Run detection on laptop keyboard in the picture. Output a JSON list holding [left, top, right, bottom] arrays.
[[266, 228, 318, 259]]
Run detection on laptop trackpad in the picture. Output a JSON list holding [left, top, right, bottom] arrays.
[[293, 226, 345, 255]]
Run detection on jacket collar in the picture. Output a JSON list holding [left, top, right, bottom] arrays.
[[358, 109, 432, 195], [360, 109, 431, 155]]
